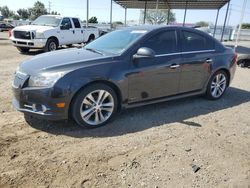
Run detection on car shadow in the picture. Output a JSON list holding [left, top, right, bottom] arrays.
[[28, 87, 250, 138]]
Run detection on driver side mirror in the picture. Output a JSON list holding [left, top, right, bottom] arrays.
[[133, 47, 155, 59]]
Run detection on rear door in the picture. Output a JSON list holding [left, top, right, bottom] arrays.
[[179, 29, 215, 93], [128, 29, 181, 103], [72, 18, 83, 43]]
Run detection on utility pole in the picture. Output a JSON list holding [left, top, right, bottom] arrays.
[[86, 0, 89, 27], [226, 3, 232, 26], [48, 1, 51, 14]]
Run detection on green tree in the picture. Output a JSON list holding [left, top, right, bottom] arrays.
[[11, 14, 20, 20], [88, 16, 98, 24], [113, 21, 123, 25], [17, 8, 30, 20], [195, 21, 209, 27], [29, 1, 47, 20], [0, 6, 14, 18], [50, 11, 60, 15], [242, 23, 250, 29], [144, 9, 175, 24]]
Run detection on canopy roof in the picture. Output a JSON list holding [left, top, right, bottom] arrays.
[[114, 0, 229, 9]]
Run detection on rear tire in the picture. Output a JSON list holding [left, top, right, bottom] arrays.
[[87, 35, 95, 43], [17, 47, 30, 53], [205, 70, 229, 100], [71, 83, 118, 128], [44, 38, 58, 52]]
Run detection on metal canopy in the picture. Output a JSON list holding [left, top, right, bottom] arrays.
[[114, 0, 229, 9]]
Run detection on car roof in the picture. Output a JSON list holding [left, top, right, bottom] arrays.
[[121, 25, 198, 32]]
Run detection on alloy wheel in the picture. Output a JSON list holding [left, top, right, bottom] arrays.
[[80, 90, 114, 126], [210, 73, 227, 98]]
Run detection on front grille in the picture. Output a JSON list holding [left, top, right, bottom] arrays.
[[14, 31, 31, 40], [13, 72, 29, 88]]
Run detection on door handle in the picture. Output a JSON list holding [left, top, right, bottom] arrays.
[[72, 30, 75, 34], [170, 64, 180, 69], [206, 58, 213, 63]]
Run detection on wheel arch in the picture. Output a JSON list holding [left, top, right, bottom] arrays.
[[47, 36, 59, 46], [68, 80, 123, 117]]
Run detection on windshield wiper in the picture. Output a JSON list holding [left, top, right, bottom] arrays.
[[85, 48, 104, 55]]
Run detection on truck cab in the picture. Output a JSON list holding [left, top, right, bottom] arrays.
[[9, 15, 99, 53]]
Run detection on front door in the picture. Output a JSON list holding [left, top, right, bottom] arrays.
[[60, 17, 75, 45], [128, 30, 181, 103]]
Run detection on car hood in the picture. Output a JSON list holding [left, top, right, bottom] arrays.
[[20, 48, 111, 75], [13, 25, 54, 32]]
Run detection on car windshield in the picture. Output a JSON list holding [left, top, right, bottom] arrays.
[[32, 16, 61, 27], [84, 29, 148, 55]]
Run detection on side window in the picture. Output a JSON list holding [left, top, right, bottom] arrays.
[[141, 30, 178, 55], [72, 18, 81, 28], [181, 31, 214, 52], [61, 18, 72, 28]]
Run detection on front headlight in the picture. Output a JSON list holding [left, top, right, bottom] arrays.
[[28, 72, 65, 87], [35, 32, 45, 39]]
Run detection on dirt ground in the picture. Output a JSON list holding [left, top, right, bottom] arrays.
[[0, 32, 249, 188]]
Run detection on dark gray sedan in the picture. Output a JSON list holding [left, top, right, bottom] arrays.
[[12, 26, 237, 128]]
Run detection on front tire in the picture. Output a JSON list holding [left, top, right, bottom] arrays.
[[44, 38, 58, 52], [206, 70, 228, 100], [17, 47, 30, 53], [71, 84, 118, 128]]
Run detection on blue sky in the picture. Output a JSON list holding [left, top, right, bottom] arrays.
[[0, 0, 249, 26]]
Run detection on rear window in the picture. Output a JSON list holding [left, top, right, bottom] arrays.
[[181, 30, 214, 52], [72, 18, 81, 28]]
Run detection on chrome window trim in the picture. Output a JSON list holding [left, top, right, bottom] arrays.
[[155, 49, 215, 57]]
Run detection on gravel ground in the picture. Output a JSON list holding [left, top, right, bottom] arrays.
[[0, 32, 250, 188]]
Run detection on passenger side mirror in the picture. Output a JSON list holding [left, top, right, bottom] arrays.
[[133, 47, 155, 59]]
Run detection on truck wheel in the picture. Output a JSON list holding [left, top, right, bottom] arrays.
[[87, 35, 95, 43], [44, 38, 58, 52], [17, 47, 30, 53]]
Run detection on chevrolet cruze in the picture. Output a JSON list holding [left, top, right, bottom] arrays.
[[12, 26, 237, 128]]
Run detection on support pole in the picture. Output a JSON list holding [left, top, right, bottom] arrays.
[[86, 0, 89, 27], [110, 0, 113, 29], [213, 9, 220, 37], [124, 8, 127, 27], [220, 0, 230, 42], [235, 0, 247, 49], [183, 1, 187, 27], [167, 9, 171, 24], [143, 0, 147, 24], [156, 0, 159, 10]]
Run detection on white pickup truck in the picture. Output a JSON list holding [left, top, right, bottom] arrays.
[[9, 15, 99, 53]]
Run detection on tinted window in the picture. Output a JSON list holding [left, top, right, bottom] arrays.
[[182, 30, 214, 51], [141, 30, 177, 55], [61, 18, 72, 28], [85, 29, 147, 54], [72, 18, 81, 28]]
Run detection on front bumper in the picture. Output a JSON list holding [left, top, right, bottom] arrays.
[[12, 86, 69, 121], [10, 36, 47, 49]]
